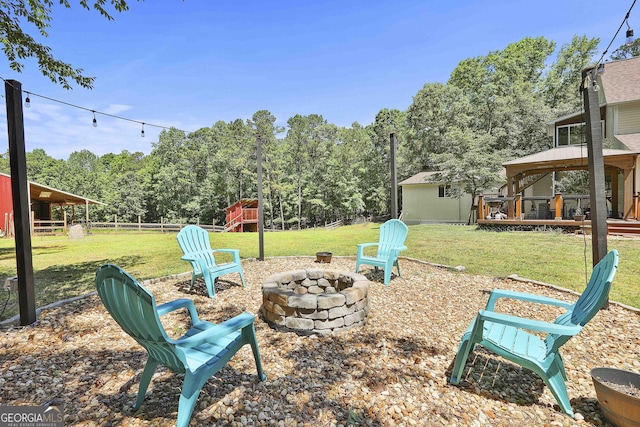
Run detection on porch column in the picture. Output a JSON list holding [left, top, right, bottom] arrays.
[[623, 168, 634, 219], [507, 176, 515, 219], [478, 196, 485, 220], [515, 194, 522, 219], [610, 169, 619, 218], [554, 194, 563, 220]]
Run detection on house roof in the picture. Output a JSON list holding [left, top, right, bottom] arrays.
[[615, 133, 640, 153], [0, 172, 103, 205], [399, 172, 441, 185], [503, 145, 632, 166], [599, 56, 640, 105]]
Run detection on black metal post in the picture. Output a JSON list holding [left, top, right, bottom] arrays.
[[582, 67, 608, 265], [5, 80, 36, 325], [257, 136, 264, 261], [390, 133, 398, 219]]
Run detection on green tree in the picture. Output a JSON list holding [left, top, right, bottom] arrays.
[[609, 39, 640, 60], [429, 129, 503, 223], [543, 35, 600, 114], [0, 0, 132, 88], [248, 110, 284, 229], [404, 83, 471, 172]]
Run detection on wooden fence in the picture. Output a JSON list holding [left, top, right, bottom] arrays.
[[89, 216, 224, 233]]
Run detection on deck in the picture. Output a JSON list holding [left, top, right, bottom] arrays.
[[477, 218, 640, 236]]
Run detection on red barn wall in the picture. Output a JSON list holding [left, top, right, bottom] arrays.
[[0, 175, 13, 228]]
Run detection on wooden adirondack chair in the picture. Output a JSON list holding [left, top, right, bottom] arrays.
[[95, 264, 266, 427], [177, 225, 246, 298], [355, 219, 408, 285], [450, 249, 619, 417]]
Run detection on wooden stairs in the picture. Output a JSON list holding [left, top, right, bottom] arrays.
[[606, 220, 640, 237]]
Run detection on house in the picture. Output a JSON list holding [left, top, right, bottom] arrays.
[[399, 172, 473, 224], [0, 172, 103, 235], [497, 56, 640, 222]]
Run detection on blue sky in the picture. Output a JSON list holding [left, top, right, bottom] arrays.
[[0, 0, 636, 159]]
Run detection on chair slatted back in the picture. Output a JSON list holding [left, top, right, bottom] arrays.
[[377, 219, 408, 260], [545, 250, 618, 354], [95, 264, 186, 373], [177, 225, 218, 272]]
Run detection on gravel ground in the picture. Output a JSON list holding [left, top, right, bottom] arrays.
[[1, 256, 639, 427]]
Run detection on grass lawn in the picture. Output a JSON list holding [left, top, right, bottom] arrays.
[[0, 222, 638, 321]]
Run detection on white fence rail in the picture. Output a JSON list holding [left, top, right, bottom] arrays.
[[89, 216, 225, 233], [324, 219, 343, 231]]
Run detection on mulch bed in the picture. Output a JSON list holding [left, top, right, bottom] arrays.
[[1, 256, 639, 426]]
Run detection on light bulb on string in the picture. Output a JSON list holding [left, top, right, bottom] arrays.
[[141, 123, 145, 137], [626, 17, 635, 44], [25, 93, 30, 108], [92, 111, 97, 127]]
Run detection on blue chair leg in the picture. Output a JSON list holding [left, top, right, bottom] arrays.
[[202, 272, 216, 298], [450, 332, 474, 384], [188, 272, 197, 292], [544, 363, 574, 417], [238, 268, 247, 288], [243, 325, 267, 381], [383, 266, 392, 285], [134, 358, 159, 410], [177, 372, 208, 427]]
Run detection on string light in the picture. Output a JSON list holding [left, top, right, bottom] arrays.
[[0, 76, 193, 135], [595, 0, 637, 68], [626, 18, 635, 44]]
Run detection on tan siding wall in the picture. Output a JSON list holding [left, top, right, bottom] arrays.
[[400, 183, 472, 224], [617, 102, 640, 134]]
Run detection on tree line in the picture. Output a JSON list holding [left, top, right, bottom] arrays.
[[2, 35, 636, 228]]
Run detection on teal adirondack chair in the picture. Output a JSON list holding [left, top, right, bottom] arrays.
[[177, 225, 246, 298], [450, 249, 619, 417], [95, 264, 266, 427], [355, 219, 408, 285]]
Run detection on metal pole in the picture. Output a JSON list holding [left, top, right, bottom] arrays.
[[5, 80, 36, 325], [257, 136, 264, 261], [390, 132, 398, 219], [582, 67, 608, 266]]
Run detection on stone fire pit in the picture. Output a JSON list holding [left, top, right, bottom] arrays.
[[261, 268, 371, 334]]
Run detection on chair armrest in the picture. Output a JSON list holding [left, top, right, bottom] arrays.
[[478, 310, 581, 336], [180, 254, 209, 262], [157, 298, 201, 324], [357, 243, 378, 249], [173, 312, 256, 348], [485, 289, 573, 311], [212, 248, 241, 263], [357, 242, 378, 257]]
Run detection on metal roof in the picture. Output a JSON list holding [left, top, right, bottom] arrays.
[[0, 172, 104, 205]]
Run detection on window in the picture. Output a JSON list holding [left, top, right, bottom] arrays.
[[438, 184, 452, 198], [555, 121, 605, 147]]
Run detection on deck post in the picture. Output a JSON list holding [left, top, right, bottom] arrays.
[[554, 194, 563, 220], [390, 133, 398, 219], [478, 196, 485, 220], [515, 194, 522, 219], [257, 136, 265, 261], [582, 66, 608, 265], [635, 193, 640, 220], [5, 79, 36, 325]]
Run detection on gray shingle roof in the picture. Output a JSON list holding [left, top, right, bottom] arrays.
[[600, 56, 640, 105]]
